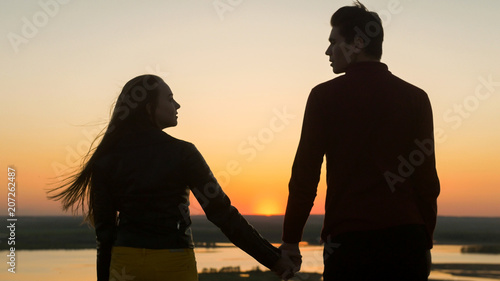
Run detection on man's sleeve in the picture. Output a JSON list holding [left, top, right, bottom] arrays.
[[412, 92, 440, 249], [282, 89, 326, 243]]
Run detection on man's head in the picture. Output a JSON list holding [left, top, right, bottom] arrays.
[[326, 1, 383, 73]]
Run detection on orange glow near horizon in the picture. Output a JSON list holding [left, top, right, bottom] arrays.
[[254, 198, 282, 216], [6, 138, 499, 218]]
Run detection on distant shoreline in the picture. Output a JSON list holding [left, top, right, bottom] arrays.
[[197, 264, 500, 281], [2, 243, 499, 254], [461, 244, 500, 254], [1, 215, 499, 251]]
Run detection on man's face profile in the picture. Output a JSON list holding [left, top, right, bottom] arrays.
[[325, 26, 358, 74]]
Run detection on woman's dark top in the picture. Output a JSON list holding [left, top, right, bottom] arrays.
[[92, 128, 280, 280]]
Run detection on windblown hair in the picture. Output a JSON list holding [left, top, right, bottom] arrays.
[[331, 0, 384, 59], [46, 74, 165, 227]]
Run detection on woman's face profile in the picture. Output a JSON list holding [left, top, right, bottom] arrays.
[[153, 82, 180, 129]]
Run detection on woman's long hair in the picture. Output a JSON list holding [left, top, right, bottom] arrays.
[[46, 74, 165, 227]]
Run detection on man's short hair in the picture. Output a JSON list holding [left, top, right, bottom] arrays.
[[330, 1, 384, 59]]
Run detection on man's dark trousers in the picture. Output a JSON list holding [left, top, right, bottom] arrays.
[[323, 224, 429, 281]]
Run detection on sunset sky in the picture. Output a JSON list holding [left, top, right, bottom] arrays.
[[1, 0, 499, 217]]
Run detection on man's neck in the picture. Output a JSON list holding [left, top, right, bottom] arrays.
[[352, 52, 380, 64]]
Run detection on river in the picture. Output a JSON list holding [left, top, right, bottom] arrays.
[[0, 245, 499, 281]]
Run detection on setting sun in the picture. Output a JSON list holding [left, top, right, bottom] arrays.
[[254, 199, 282, 216]]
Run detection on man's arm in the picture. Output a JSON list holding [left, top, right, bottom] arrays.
[[411, 92, 440, 249], [282, 89, 326, 243]]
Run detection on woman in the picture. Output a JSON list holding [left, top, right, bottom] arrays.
[[47, 75, 294, 280]]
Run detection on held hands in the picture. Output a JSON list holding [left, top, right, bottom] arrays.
[[271, 242, 302, 280], [271, 254, 296, 280], [280, 242, 302, 272]]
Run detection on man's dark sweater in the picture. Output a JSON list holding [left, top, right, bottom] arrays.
[[282, 62, 440, 249]]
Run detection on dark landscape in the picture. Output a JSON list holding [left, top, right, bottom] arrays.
[[1, 215, 499, 280], [1, 215, 499, 250]]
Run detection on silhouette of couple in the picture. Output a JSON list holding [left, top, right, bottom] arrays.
[[48, 2, 439, 281]]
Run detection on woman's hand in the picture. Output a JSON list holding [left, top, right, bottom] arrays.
[[279, 242, 302, 273], [273, 242, 302, 280], [271, 254, 296, 280]]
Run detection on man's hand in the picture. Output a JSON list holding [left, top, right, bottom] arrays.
[[271, 254, 296, 280], [279, 242, 302, 274]]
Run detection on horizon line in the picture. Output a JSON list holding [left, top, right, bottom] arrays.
[[1, 214, 500, 218]]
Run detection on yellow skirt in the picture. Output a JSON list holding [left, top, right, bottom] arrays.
[[109, 246, 198, 281]]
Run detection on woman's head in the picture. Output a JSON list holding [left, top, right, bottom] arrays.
[[109, 74, 180, 132], [46, 74, 181, 226], [151, 82, 180, 129]]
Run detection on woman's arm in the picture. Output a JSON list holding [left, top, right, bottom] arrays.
[[182, 143, 281, 269], [92, 165, 118, 281]]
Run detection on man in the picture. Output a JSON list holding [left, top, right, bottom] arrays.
[[280, 1, 440, 280]]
